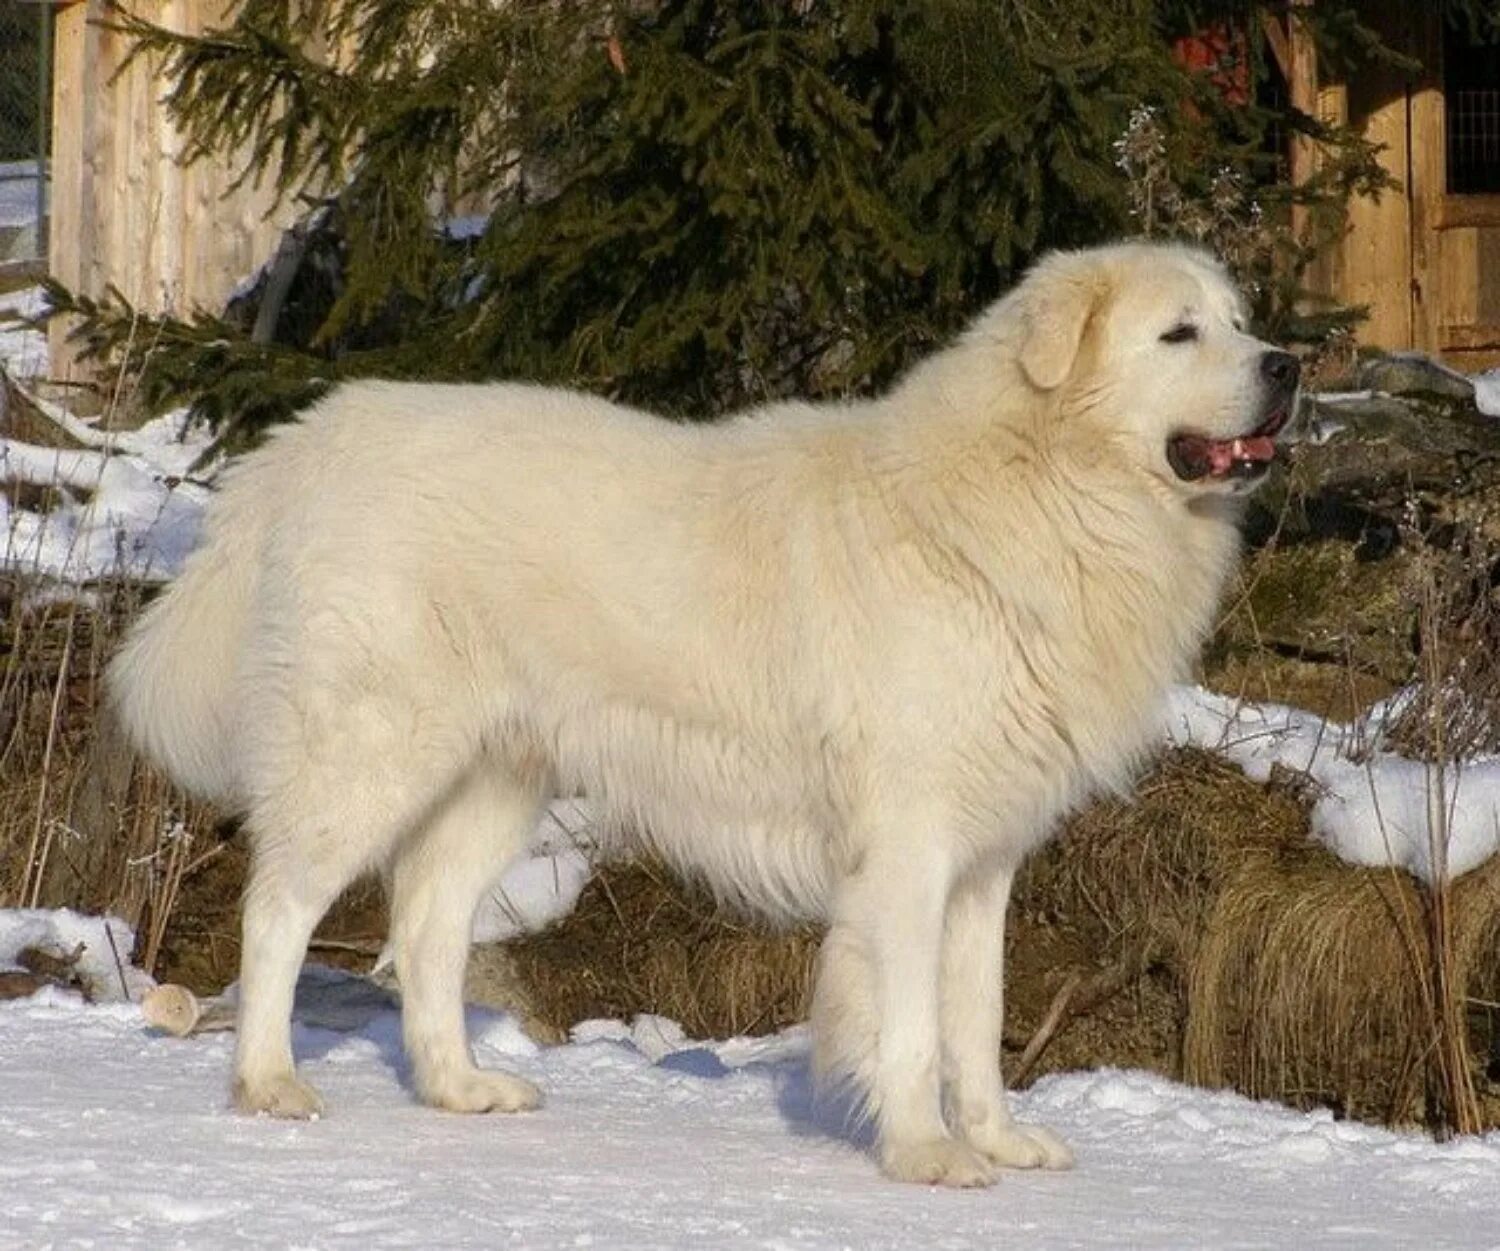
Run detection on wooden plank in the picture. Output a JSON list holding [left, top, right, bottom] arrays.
[[1322, 0, 1414, 351], [1436, 196, 1500, 230], [1301, 81, 1350, 299], [1407, 12, 1444, 355], [46, 0, 100, 383], [1440, 322, 1500, 351], [1339, 106, 1412, 347], [1287, 0, 1319, 241], [1482, 229, 1500, 329], [1437, 226, 1480, 352], [155, 0, 187, 313], [1260, 11, 1292, 83]]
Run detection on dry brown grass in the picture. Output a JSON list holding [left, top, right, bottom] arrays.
[[0, 572, 221, 957], [1184, 851, 1500, 1130], [499, 858, 821, 1040]]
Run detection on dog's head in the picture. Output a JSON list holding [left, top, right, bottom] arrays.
[[1013, 243, 1297, 497]]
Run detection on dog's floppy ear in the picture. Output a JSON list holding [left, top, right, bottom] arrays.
[[1017, 257, 1106, 391]]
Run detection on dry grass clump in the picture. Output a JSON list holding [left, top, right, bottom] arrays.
[[500, 858, 820, 1040], [0, 572, 224, 970], [1185, 852, 1500, 1129]]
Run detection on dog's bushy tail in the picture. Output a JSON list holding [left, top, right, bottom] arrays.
[[107, 472, 265, 808]]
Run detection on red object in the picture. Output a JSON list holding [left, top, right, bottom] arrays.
[[1173, 24, 1251, 107]]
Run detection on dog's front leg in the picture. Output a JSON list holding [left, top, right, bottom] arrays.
[[941, 864, 1074, 1170], [818, 839, 995, 1187]]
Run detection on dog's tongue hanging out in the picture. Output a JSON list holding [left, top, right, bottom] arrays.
[[1206, 434, 1276, 476], [1168, 431, 1278, 481]]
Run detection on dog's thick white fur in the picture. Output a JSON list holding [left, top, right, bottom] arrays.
[[110, 241, 1293, 1186]]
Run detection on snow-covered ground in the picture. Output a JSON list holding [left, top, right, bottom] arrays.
[[0, 405, 212, 584], [3, 921, 1498, 1251], [470, 800, 596, 946]]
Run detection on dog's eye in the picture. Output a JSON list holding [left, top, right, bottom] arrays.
[[1159, 324, 1199, 344]]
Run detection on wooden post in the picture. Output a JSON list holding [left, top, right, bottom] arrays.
[[46, 0, 301, 389], [1287, 0, 1319, 245], [1407, 10, 1444, 356], [47, 0, 100, 385]]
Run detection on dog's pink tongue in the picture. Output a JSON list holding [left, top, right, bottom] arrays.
[[1207, 435, 1276, 475], [1239, 435, 1276, 461]]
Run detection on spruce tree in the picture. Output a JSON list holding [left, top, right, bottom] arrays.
[[39, 1, 1491, 452]]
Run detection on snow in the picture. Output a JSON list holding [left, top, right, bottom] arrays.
[[0, 299, 215, 585], [0, 908, 153, 1003], [0, 161, 42, 265], [0, 160, 42, 230], [443, 213, 489, 241], [1474, 368, 1500, 419], [1, 942, 1496, 1250], [0, 406, 213, 584], [471, 801, 598, 946], [1162, 686, 1500, 882], [0, 282, 47, 380]]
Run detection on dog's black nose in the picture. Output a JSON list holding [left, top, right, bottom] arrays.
[[1260, 350, 1300, 391]]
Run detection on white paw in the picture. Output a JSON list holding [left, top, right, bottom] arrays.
[[880, 1136, 996, 1188], [233, 1072, 326, 1119], [422, 1068, 542, 1114], [965, 1119, 1075, 1170]]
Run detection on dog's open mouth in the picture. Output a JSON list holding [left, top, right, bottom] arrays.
[[1167, 407, 1289, 483]]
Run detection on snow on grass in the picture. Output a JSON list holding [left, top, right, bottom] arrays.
[[0, 949, 1495, 1250], [0, 375, 214, 584], [0, 285, 215, 584], [1162, 686, 1500, 882], [1, 407, 212, 584]]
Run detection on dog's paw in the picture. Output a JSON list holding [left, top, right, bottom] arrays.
[[880, 1137, 996, 1188], [423, 1068, 543, 1115], [233, 1072, 326, 1120], [965, 1119, 1074, 1170]]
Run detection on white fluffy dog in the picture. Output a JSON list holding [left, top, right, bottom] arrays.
[[110, 241, 1296, 1186]]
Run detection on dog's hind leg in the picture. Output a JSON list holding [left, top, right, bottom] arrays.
[[235, 781, 411, 1119], [233, 678, 469, 1119], [387, 754, 545, 1113], [941, 864, 1073, 1170]]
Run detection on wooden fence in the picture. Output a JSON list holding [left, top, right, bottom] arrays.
[[48, 1, 297, 377]]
